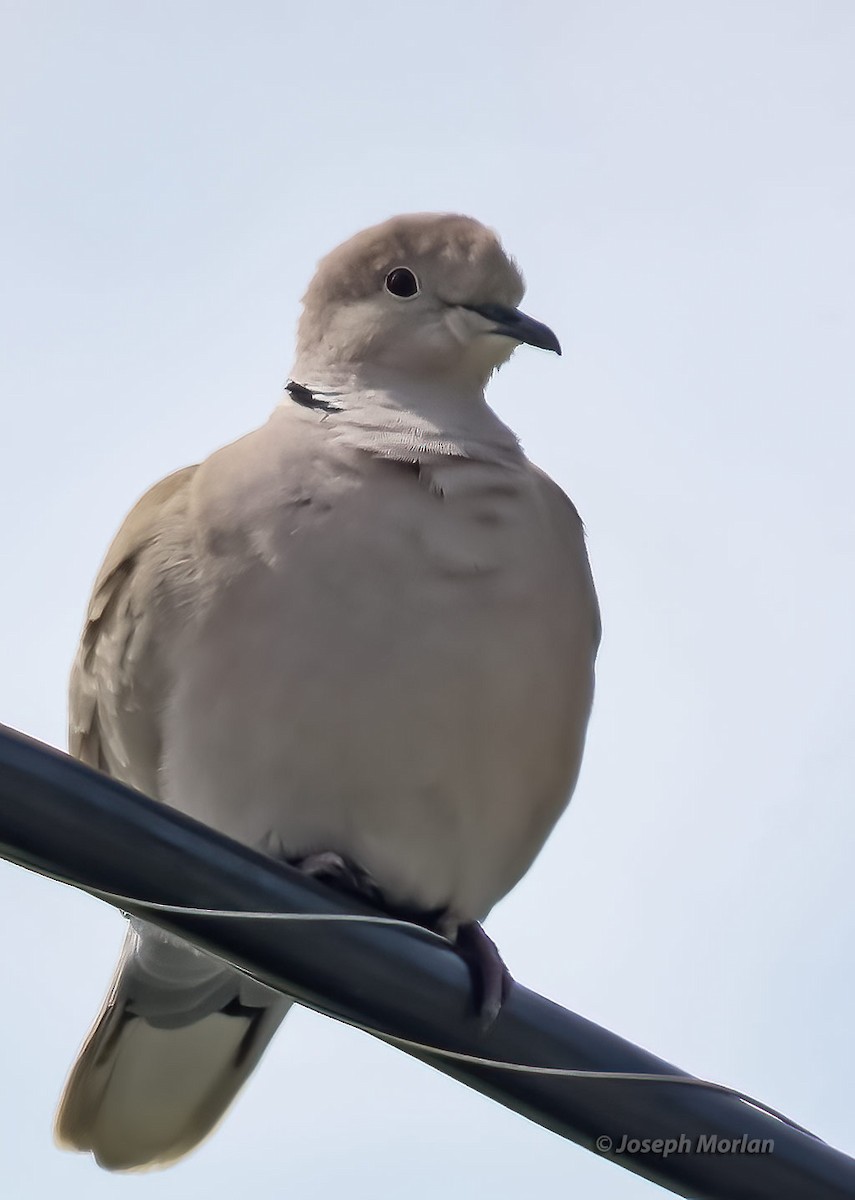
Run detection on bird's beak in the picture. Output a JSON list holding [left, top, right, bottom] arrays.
[[463, 302, 562, 355]]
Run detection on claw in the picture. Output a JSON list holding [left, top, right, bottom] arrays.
[[455, 921, 513, 1028], [290, 854, 512, 1026], [290, 851, 385, 906]]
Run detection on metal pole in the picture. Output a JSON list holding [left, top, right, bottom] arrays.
[[0, 724, 851, 1199]]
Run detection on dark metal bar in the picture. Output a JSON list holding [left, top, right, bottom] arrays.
[[0, 723, 851, 1198]]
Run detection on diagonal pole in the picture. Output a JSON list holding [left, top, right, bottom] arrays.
[[0, 724, 851, 1199]]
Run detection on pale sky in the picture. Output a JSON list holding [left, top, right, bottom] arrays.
[[1, 2, 853, 1197]]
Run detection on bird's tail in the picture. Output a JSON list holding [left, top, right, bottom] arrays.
[[55, 921, 292, 1171]]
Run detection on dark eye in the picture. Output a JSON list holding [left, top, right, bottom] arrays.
[[384, 267, 420, 298]]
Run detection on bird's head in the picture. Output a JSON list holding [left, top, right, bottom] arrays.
[[294, 213, 560, 391]]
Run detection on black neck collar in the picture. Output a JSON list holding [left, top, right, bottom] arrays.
[[285, 379, 343, 414]]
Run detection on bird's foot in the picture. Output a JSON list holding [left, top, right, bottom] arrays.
[[290, 850, 385, 907], [453, 920, 513, 1028], [290, 853, 511, 1027]]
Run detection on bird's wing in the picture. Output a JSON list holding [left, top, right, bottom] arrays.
[[69, 465, 199, 798], [61, 463, 293, 1171]]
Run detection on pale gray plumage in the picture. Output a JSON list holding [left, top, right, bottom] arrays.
[[55, 212, 600, 1171]]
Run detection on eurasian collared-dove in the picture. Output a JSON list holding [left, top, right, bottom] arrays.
[[55, 213, 600, 1171]]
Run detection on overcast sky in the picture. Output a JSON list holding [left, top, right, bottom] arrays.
[[1, 2, 853, 1197]]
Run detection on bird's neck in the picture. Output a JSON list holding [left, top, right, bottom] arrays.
[[282, 361, 523, 466]]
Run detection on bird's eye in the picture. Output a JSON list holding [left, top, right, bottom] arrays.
[[384, 267, 420, 299]]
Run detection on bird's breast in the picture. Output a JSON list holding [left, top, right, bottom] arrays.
[[162, 447, 596, 922]]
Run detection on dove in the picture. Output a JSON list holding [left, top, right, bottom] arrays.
[[55, 213, 600, 1171]]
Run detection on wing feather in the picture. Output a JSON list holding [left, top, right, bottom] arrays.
[[69, 466, 199, 796]]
